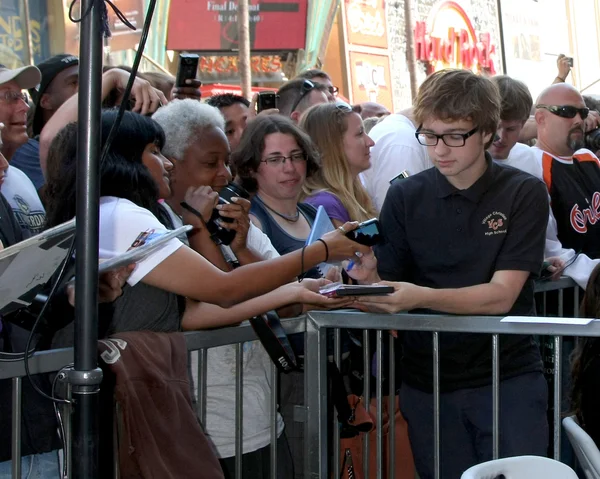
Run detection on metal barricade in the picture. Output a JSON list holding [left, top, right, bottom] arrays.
[[304, 278, 592, 479], [0, 318, 306, 479], [0, 277, 588, 479]]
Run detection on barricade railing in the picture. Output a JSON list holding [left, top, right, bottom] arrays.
[[0, 277, 585, 479], [304, 277, 591, 479]]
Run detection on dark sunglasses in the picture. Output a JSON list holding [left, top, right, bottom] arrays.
[[290, 79, 316, 113], [536, 104, 590, 120]]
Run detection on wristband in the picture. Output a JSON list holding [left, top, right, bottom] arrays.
[[316, 238, 329, 262], [556, 76, 566, 82]]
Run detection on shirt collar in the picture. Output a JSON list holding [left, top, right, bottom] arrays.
[[435, 152, 495, 202]]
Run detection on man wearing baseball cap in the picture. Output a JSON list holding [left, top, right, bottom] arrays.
[[0, 64, 47, 238], [11, 54, 78, 190]]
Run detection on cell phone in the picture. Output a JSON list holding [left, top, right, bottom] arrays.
[[319, 283, 394, 298], [345, 218, 382, 247], [257, 91, 278, 113], [389, 170, 409, 185], [175, 53, 199, 88], [566, 57, 574, 68]]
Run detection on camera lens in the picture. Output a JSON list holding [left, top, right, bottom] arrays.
[[585, 129, 600, 152]]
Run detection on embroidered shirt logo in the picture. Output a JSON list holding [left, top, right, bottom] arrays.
[[482, 211, 508, 236], [570, 191, 600, 234]]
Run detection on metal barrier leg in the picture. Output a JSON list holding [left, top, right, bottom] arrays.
[[433, 332, 440, 479], [235, 344, 244, 479], [270, 361, 278, 479], [553, 335, 562, 460], [11, 377, 22, 479], [333, 329, 341, 479], [304, 315, 328, 479], [492, 334, 500, 460], [197, 349, 208, 426], [362, 330, 370, 479], [388, 334, 396, 479], [376, 331, 384, 479]]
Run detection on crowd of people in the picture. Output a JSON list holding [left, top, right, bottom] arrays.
[[0, 49, 599, 479]]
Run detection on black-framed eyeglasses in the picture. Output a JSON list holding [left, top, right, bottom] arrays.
[[536, 104, 589, 120], [260, 152, 306, 167], [0, 90, 28, 105], [328, 85, 339, 96], [290, 79, 316, 113], [415, 125, 480, 147]]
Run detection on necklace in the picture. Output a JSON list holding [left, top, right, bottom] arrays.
[[257, 195, 300, 222]]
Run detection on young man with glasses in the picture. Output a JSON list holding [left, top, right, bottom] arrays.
[[276, 78, 329, 122], [358, 69, 550, 478], [533, 83, 600, 259]]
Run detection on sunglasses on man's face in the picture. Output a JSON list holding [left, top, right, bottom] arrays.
[[536, 104, 590, 120]]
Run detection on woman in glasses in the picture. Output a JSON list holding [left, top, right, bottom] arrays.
[[299, 102, 377, 226], [233, 114, 325, 279]]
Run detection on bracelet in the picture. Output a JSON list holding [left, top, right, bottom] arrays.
[[299, 244, 306, 283], [180, 201, 207, 229], [556, 76, 566, 82], [316, 238, 329, 262]]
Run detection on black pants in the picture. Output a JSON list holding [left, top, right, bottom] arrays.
[[219, 432, 294, 479], [400, 372, 549, 479]]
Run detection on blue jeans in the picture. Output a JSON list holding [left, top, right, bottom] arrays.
[[400, 372, 549, 479], [0, 451, 60, 479]]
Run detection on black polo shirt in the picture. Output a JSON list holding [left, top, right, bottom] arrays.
[[375, 153, 549, 392]]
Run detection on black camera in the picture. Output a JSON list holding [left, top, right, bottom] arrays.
[[207, 182, 250, 245], [586, 129, 600, 152]]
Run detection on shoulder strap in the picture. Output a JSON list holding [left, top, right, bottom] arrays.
[[298, 202, 317, 222], [249, 201, 273, 238]]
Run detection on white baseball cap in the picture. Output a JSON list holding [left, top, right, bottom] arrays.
[[0, 65, 41, 90]]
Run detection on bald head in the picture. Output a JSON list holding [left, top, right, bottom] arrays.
[[358, 102, 390, 120], [536, 83, 583, 106], [535, 83, 588, 157]]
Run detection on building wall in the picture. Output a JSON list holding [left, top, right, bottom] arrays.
[[386, 0, 502, 111]]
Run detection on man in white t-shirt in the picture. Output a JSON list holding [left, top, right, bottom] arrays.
[[0, 65, 47, 238], [153, 99, 289, 476], [361, 109, 432, 212], [489, 75, 599, 289]]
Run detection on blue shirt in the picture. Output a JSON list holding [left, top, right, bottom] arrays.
[[11, 139, 45, 190]]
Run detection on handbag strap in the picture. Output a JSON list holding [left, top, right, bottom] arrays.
[[340, 448, 355, 479], [329, 361, 353, 425]]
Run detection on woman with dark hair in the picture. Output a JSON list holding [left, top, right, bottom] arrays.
[[43, 108, 369, 338], [570, 263, 600, 447], [233, 114, 324, 279]]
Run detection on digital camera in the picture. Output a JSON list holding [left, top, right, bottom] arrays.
[[207, 182, 250, 246]]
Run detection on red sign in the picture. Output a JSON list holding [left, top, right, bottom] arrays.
[[414, 1, 497, 74], [167, 0, 308, 52]]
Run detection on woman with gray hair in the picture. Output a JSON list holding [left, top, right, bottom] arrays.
[[153, 99, 296, 477]]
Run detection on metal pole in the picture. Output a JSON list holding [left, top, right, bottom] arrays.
[[11, 377, 22, 479], [71, 0, 103, 477], [433, 332, 440, 479], [403, 0, 418, 100], [21, 0, 35, 65], [237, 0, 252, 99], [492, 334, 500, 460], [495, 0, 508, 74]]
